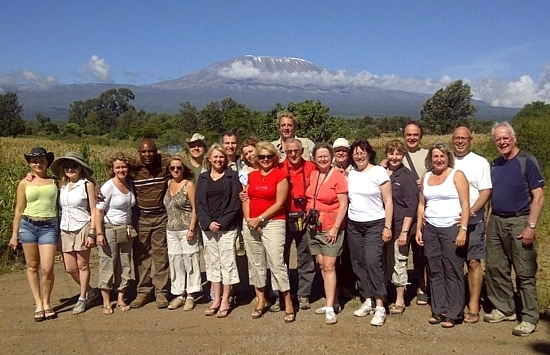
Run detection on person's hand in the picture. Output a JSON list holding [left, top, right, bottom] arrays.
[[85, 236, 96, 248], [247, 217, 261, 230], [517, 227, 536, 247], [455, 230, 467, 248], [326, 227, 338, 245], [379, 158, 388, 169], [239, 191, 249, 202], [25, 172, 35, 182], [8, 236, 19, 250], [397, 232, 407, 247], [95, 188, 105, 202], [382, 228, 392, 243], [416, 178, 421, 189], [186, 229, 195, 242], [415, 232, 424, 246], [96, 234, 106, 246], [209, 221, 221, 232]]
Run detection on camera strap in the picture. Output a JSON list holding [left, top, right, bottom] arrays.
[[312, 167, 331, 210]]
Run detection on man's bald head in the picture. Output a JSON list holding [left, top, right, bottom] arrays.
[[139, 138, 158, 166]]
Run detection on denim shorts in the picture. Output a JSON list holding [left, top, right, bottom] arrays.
[[18, 217, 59, 245]]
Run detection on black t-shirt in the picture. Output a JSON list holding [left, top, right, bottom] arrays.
[[206, 176, 225, 220]]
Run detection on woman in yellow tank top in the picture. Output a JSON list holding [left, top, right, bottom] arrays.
[[9, 147, 59, 322]]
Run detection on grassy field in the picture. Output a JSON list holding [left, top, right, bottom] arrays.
[[0, 135, 548, 307]]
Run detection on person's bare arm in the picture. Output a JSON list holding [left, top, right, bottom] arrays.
[[415, 177, 426, 247], [380, 180, 393, 243], [326, 193, 348, 244], [186, 181, 198, 241], [86, 182, 98, 248], [517, 187, 544, 247], [9, 180, 27, 250], [454, 170, 470, 248]]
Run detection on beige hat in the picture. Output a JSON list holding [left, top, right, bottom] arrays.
[[333, 138, 350, 149], [186, 133, 206, 145], [50, 151, 94, 177]]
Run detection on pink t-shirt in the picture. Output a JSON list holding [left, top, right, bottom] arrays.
[[306, 169, 348, 230], [248, 168, 288, 220]]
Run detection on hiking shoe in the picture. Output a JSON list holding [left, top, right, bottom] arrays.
[[183, 298, 195, 311], [354, 300, 373, 317], [168, 297, 185, 310], [512, 321, 537, 336], [156, 294, 169, 309], [325, 309, 338, 325], [298, 296, 311, 310], [73, 298, 86, 315], [315, 304, 341, 315], [130, 293, 152, 309], [85, 287, 100, 309], [483, 309, 517, 323], [269, 303, 281, 312], [370, 307, 386, 326]]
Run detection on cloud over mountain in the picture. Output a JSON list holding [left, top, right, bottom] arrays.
[[81, 55, 111, 82]]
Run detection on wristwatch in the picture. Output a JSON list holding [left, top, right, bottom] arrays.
[[259, 215, 265, 222], [528, 222, 536, 229], [470, 210, 476, 218], [460, 225, 468, 231]]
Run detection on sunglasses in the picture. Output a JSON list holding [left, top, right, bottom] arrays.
[[258, 154, 275, 161], [285, 149, 302, 155], [169, 166, 184, 171], [63, 162, 80, 170]]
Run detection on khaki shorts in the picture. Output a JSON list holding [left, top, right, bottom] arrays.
[[308, 228, 344, 257], [61, 222, 90, 252]]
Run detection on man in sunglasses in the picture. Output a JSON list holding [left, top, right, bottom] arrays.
[[273, 138, 317, 311], [130, 138, 172, 309], [271, 111, 315, 162]]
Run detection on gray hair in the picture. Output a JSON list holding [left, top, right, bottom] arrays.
[[285, 138, 303, 148], [491, 121, 516, 140]]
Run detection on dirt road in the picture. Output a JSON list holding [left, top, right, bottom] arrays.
[[1, 252, 549, 355]]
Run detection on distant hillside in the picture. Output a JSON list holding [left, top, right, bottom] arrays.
[[7, 55, 520, 120]]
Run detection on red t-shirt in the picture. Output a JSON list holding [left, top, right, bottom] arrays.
[[306, 169, 348, 230], [248, 168, 288, 220], [280, 159, 317, 212]]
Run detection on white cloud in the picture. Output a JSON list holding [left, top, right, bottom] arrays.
[[0, 70, 57, 91], [81, 55, 111, 82]]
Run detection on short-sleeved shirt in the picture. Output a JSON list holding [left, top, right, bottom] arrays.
[[59, 178, 91, 231], [132, 154, 171, 214], [348, 165, 390, 222], [403, 148, 428, 179], [97, 179, 136, 225], [491, 151, 545, 215], [248, 168, 288, 220], [454, 151, 492, 224], [306, 169, 348, 230], [281, 159, 316, 213]]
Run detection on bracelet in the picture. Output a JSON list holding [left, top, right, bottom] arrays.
[[88, 233, 97, 240], [384, 226, 391, 231], [259, 215, 265, 222], [460, 225, 468, 231], [401, 229, 408, 233]]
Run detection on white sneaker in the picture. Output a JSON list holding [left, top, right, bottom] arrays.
[[325, 309, 338, 325], [353, 300, 373, 317], [483, 308, 517, 323], [512, 321, 537, 336], [370, 307, 386, 326], [315, 304, 341, 315]]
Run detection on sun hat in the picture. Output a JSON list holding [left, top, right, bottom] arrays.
[[50, 152, 94, 177], [24, 147, 55, 167], [333, 138, 350, 149], [186, 133, 207, 146]]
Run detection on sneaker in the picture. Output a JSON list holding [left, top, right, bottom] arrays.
[[156, 294, 169, 309], [512, 321, 537, 336], [73, 298, 86, 315], [269, 303, 281, 313], [354, 300, 373, 317], [325, 309, 338, 325], [168, 297, 185, 310], [85, 287, 100, 309], [483, 309, 517, 323], [130, 293, 152, 309], [298, 296, 311, 310], [370, 307, 386, 326], [315, 304, 341, 315], [183, 298, 195, 311]]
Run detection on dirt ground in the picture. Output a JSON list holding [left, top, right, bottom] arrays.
[[1, 248, 550, 355]]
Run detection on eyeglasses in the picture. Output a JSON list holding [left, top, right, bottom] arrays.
[[169, 166, 184, 171], [63, 162, 80, 170], [452, 136, 472, 141], [285, 149, 302, 155], [258, 154, 275, 161], [352, 152, 368, 158]]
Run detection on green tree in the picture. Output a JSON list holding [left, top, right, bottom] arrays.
[[0, 92, 25, 137], [419, 80, 477, 134]]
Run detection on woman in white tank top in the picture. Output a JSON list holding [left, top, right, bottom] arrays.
[[415, 143, 470, 329]]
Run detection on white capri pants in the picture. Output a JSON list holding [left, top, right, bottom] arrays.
[[166, 230, 202, 295], [242, 219, 290, 292], [202, 229, 240, 285]]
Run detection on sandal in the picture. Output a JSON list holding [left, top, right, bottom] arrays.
[[284, 312, 296, 323], [389, 304, 406, 315], [251, 307, 267, 319], [204, 307, 219, 316], [44, 309, 57, 320], [34, 310, 45, 322], [102, 306, 114, 315], [217, 308, 230, 318], [464, 312, 479, 324], [116, 304, 131, 312], [441, 317, 455, 328], [416, 293, 428, 305], [429, 313, 445, 325]]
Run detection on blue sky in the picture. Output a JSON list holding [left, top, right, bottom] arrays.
[[1, 0, 549, 107]]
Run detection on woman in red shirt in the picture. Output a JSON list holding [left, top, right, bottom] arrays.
[[242, 142, 294, 322]]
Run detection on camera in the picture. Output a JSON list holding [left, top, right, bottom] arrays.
[[307, 209, 320, 228], [293, 196, 306, 206]]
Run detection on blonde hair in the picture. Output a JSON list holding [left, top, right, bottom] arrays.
[[107, 152, 137, 179], [204, 143, 229, 171], [277, 110, 297, 126], [252, 141, 280, 169], [385, 139, 406, 155]]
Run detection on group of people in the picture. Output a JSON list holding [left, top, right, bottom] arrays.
[[9, 111, 545, 336]]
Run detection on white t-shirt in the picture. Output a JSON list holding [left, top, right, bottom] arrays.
[[423, 170, 461, 228], [454, 151, 492, 224], [96, 179, 136, 225], [348, 165, 390, 222], [59, 178, 91, 231]]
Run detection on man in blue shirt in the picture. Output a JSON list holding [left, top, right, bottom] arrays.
[[483, 122, 545, 336]]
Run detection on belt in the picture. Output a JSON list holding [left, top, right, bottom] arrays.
[[492, 211, 529, 218], [22, 215, 57, 226]]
